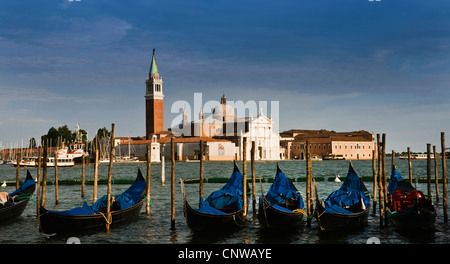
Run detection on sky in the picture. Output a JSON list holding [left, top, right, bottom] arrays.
[[1, 0, 450, 152]]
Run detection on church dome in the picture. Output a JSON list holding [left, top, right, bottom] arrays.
[[212, 94, 235, 121]]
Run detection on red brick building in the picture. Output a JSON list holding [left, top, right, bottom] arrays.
[[281, 129, 377, 160]]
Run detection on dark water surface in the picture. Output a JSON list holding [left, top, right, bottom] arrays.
[[0, 158, 448, 244]]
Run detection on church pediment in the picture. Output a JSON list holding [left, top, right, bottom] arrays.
[[250, 114, 272, 125]]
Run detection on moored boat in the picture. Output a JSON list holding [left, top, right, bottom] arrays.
[[38, 168, 146, 234], [314, 162, 370, 231], [0, 170, 36, 222], [180, 162, 247, 232], [258, 163, 304, 229], [386, 166, 436, 231]]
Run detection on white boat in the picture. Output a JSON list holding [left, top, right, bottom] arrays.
[[311, 154, 322, 161], [399, 153, 436, 160], [12, 157, 36, 167], [12, 154, 75, 167], [46, 156, 75, 167], [323, 154, 345, 160]]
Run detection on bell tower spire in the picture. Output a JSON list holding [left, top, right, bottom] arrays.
[[145, 48, 164, 139]]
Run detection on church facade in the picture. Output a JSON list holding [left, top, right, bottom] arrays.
[[176, 94, 285, 161]]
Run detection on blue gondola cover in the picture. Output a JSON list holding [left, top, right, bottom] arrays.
[[198, 165, 244, 214], [9, 170, 36, 198], [388, 168, 404, 195], [264, 167, 303, 212], [323, 164, 369, 214], [50, 170, 146, 216]]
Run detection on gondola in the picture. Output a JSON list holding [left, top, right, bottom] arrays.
[[386, 166, 436, 231], [314, 162, 371, 231], [180, 162, 247, 232], [0, 170, 36, 222], [39, 168, 146, 234], [258, 163, 304, 229]]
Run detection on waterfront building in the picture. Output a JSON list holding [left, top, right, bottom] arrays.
[[159, 136, 235, 161], [281, 129, 376, 160], [175, 94, 284, 160], [115, 135, 161, 162]]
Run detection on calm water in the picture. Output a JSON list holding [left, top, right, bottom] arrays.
[[0, 158, 448, 244]]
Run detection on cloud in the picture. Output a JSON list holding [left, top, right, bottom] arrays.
[[0, 55, 89, 68], [32, 16, 133, 48], [0, 85, 108, 105]]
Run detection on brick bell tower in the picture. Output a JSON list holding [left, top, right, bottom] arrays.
[[145, 49, 164, 139]]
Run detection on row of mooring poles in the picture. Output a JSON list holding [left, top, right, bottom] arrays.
[[32, 127, 448, 232], [403, 134, 448, 223], [374, 133, 388, 228], [425, 143, 443, 204], [105, 123, 115, 231], [369, 133, 388, 227], [427, 133, 448, 223], [372, 132, 449, 228], [33, 122, 156, 232]]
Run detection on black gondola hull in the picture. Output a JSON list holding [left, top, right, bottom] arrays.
[[39, 197, 145, 234], [315, 202, 370, 232], [0, 198, 31, 222], [0, 170, 36, 222], [258, 197, 303, 229], [387, 207, 436, 231], [183, 198, 246, 232]]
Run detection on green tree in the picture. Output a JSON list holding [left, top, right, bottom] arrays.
[[91, 127, 111, 148], [29, 138, 37, 148], [41, 125, 88, 147]]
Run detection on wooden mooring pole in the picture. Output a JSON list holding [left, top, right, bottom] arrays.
[[391, 150, 395, 169], [106, 123, 115, 231], [146, 145, 151, 216], [36, 147, 42, 219], [441, 132, 448, 223], [251, 141, 256, 215], [161, 146, 166, 186], [171, 137, 176, 230], [427, 143, 432, 200], [54, 150, 59, 205], [243, 137, 247, 217], [81, 154, 85, 198], [15, 152, 20, 189], [382, 134, 388, 227], [408, 147, 413, 185], [372, 149, 377, 215], [433, 145, 440, 203], [37, 147, 42, 193], [41, 145, 48, 208], [382, 134, 387, 208], [306, 140, 312, 227], [199, 140, 204, 201], [93, 148, 99, 203], [377, 134, 384, 228]]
